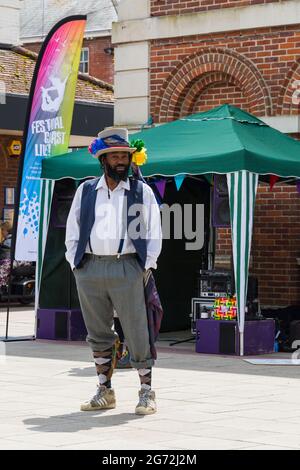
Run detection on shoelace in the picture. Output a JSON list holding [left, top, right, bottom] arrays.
[[138, 391, 153, 408]]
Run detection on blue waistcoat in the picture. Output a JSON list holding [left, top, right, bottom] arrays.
[[74, 177, 147, 269]]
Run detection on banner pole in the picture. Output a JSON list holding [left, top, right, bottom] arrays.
[[1, 15, 86, 342], [4, 256, 14, 339]]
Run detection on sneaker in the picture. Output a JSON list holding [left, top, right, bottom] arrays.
[[80, 385, 116, 411], [135, 389, 157, 415]]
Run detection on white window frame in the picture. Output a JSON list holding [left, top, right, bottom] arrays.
[[79, 48, 89, 74]]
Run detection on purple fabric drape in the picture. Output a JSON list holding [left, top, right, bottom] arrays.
[[144, 269, 163, 360]]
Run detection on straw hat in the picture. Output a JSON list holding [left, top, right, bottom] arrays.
[[88, 128, 136, 159]]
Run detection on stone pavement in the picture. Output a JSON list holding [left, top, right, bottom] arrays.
[[1, 306, 300, 450]]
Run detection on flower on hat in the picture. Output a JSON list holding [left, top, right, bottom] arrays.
[[130, 139, 147, 166], [88, 137, 107, 156]]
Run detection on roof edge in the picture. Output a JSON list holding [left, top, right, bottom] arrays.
[[11, 45, 37, 60], [21, 29, 112, 42], [78, 73, 113, 92], [10, 45, 114, 92]]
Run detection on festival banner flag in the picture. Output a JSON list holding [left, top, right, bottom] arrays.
[[13, 16, 86, 261], [174, 174, 185, 191], [269, 175, 280, 191], [155, 180, 166, 199]]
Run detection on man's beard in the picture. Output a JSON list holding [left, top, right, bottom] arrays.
[[103, 160, 130, 182]]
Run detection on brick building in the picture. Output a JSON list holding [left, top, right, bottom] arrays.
[[20, 0, 116, 84], [112, 0, 300, 307]]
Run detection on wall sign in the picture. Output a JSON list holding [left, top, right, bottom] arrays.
[[7, 140, 22, 157]]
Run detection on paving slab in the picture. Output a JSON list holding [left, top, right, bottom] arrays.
[[1, 307, 300, 450]]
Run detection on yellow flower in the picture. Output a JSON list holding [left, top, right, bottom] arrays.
[[132, 148, 147, 166]]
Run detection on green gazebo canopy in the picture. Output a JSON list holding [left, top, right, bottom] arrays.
[[40, 104, 300, 355], [41, 104, 300, 180]]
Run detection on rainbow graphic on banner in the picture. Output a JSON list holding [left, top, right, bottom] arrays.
[[14, 16, 86, 261]]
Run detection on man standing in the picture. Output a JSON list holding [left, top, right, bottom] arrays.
[[65, 128, 162, 415]]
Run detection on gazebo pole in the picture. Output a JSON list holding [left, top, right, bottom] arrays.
[[35, 178, 55, 335], [240, 331, 244, 357], [226, 170, 258, 357]]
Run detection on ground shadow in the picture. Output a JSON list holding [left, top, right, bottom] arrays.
[[23, 411, 146, 433]]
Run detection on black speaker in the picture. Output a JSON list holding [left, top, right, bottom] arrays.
[[50, 179, 77, 228], [247, 276, 258, 301], [36, 308, 87, 340], [55, 311, 69, 339], [219, 322, 236, 354], [213, 175, 230, 227]]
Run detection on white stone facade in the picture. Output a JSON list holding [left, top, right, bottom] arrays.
[[0, 0, 20, 45]]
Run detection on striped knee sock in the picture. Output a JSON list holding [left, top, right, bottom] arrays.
[[138, 368, 152, 391], [93, 348, 114, 388]]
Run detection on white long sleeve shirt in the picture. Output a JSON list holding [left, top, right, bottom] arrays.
[[65, 175, 162, 271]]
